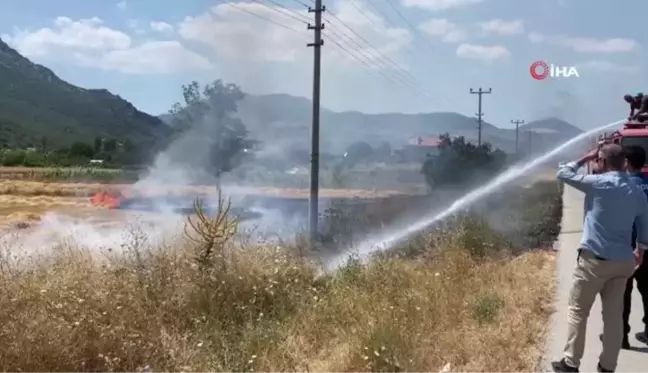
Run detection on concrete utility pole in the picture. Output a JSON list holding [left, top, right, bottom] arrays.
[[307, 0, 325, 244], [528, 130, 533, 154], [511, 119, 524, 155], [470, 88, 491, 146]]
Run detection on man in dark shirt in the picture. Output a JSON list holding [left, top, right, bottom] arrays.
[[624, 93, 648, 122], [623, 145, 648, 346]]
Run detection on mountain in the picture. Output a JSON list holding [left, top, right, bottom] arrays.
[[519, 118, 582, 138], [0, 38, 170, 149], [160, 92, 582, 154]]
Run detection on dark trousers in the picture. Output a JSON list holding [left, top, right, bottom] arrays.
[[623, 260, 648, 336]]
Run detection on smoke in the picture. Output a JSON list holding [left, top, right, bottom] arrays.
[[128, 89, 323, 242], [0, 210, 185, 265]]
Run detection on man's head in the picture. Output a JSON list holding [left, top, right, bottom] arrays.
[[625, 93, 643, 104], [596, 144, 626, 172], [624, 145, 646, 172]]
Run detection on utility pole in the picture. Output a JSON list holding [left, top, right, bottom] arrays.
[[511, 119, 524, 155], [470, 88, 492, 146], [528, 131, 533, 154], [307, 0, 325, 244]]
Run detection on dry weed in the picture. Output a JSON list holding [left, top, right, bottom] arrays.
[[0, 183, 560, 372]]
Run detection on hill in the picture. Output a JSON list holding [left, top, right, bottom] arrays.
[[0, 36, 581, 158], [162, 92, 583, 154], [0, 38, 170, 149]]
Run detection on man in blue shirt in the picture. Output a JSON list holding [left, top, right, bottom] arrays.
[[551, 144, 647, 373], [621, 145, 648, 347]]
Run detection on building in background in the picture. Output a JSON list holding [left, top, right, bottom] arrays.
[[396, 136, 442, 163]]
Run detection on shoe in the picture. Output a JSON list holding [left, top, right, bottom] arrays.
[[551, 359, 579, 372], [636, 330, 648, 344], [597, 362, 614, 372], [598, 333, 631, 349]]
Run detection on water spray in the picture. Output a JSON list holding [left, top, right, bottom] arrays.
[[326, 118, 625, 270]]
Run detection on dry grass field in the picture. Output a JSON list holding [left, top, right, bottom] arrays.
[[0, 172, 560, 371], [0, 210, 557, 372]]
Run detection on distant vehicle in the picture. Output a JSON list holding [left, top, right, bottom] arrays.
[[585, 120, 648, 176]]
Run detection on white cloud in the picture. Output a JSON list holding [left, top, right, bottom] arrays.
[[177, 1, 412, 66], [402, 0, 483, 12], [150, 21, 174, 33], [578, 60, 641, 74], [456, 43, 510, 61], [529, 32, 638, 53], [419, 18, 467, 43], [127, 19, 146, 34], [3, 16, 212, 74], [74, 41, 212, 74], [116, 1, 127, 10], [2, 17, 131, 56], [478, 19, 524, 36]]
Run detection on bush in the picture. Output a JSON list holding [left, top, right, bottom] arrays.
[[421, 134, 507, 192], [0, 181, 562, 371]]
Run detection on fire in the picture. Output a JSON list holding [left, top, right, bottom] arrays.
[[90, 191, 124, 209]]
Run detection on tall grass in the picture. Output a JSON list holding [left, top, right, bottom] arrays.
[[0, 167, 137, 183], [0, 181, 561, 371]]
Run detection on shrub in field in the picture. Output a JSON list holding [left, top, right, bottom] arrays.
[[0, 180, 562, 371]]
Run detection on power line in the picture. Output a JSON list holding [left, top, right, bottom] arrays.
[[217, 0, 310, 37], [322, 12, 422, 90], [469, 88, 492, 146], [277, 0, 434, 99], [511, 119, 524, 155], [251, 0, 433, 99], [381, 0, 437, 54], [252, 0, 311, 23], [364, 0, 401, 30], [322, 29, 432, 99], [287, 0, 311, 8], [327, 0, 457, 107], [219, 1, 456, 109]]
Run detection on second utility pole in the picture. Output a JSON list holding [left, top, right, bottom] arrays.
[[470, 88, 492, 146], [511, 119, 524, 154], [307, 0, 325, 244]]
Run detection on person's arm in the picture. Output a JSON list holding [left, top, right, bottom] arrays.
[[633, 98, 648, 118], [634, 194, 648, 266], [556, 151, 599, 192]]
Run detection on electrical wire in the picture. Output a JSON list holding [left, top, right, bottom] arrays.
[[381, 0, 437, 54], [253, 0, 435, 98], [214, 0, 436, 101], [215, 0, 310, 37], [282, 0, 439, 99]]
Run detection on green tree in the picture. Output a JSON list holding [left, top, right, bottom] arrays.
[[40, 136, 48, 152], [168, 79, 254, 177], [344, 141, 373, 165], [421, 133, 507, 191], [23, 151, 46, 167], [94, 136, 103, 153], [1, 150, 26, 166], [123, 139, 133, 152], [69, 142, 94, 159], [104, 138, 117, 152]]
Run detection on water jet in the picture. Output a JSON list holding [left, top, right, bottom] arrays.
[[326, 118, 625, 270]]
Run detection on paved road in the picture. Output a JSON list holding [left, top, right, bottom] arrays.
[[541, 185, 648, 372]]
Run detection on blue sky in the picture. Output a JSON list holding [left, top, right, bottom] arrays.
[[0, 0, 645, 130]]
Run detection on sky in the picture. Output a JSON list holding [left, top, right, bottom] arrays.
[[0, 0, 645, 130]]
